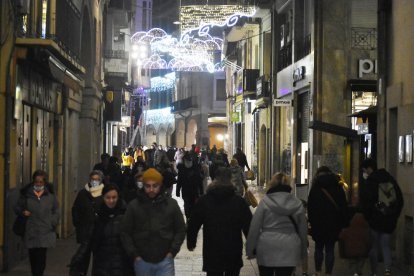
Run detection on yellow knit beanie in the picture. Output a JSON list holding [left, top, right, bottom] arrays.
[[142, 168, 163, 184]]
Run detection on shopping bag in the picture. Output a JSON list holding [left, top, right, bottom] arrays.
[[245, 170, 256, 181], [13, 215, 27, 237], [244, 190, 258, 208]]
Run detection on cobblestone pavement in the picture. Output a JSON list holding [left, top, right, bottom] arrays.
[[2, 182, 411, 275]]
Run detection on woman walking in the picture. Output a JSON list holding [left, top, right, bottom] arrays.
[[14, 170, 60, 276], [246, 173, 307, 276], [307, 166, 349, 276]]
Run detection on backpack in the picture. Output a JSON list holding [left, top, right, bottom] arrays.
[[376, 182, 397, 215]]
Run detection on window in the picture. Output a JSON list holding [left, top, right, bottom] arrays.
[[216, 79, 226, 101]]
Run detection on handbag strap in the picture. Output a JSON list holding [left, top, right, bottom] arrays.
[[321, 188, 339, 210]]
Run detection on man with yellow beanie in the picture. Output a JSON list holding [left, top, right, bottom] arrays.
[[121, 168, 186, 276]]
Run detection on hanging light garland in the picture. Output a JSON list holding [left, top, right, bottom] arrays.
[[130, 8, 256, 73], [145, 107, 175, 128]]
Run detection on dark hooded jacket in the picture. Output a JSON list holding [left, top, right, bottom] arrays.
[[186, 183, 252, 272], [120, 190, 186, 263], [308, 173, 349, 242], [360, 168, 404, 233], [91, 200, 133, 276]]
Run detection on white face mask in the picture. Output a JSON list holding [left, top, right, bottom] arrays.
[[362, 172, 369, 180], [136, 181, 143, 189], [90, 180, 100, 187]]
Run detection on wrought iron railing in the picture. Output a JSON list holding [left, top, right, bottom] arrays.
[[295, 34, 311, 61], [351, 27, 377, 50], [171, 96, 198, 112], [277, 42, 292, 71]]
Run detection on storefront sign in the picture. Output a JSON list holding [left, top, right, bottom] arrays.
[[273, 99, 292, 107], [358, 59, 377, 78], [231, 112, 240, 122], [293, 66, 306, 83]]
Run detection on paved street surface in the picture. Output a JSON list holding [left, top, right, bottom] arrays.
[[1, 183, 411, 275]]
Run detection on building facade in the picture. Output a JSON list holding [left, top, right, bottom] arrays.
[[0, 0, 107, 270]]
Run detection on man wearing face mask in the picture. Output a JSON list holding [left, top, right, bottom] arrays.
[[360, 159, 404, 276], [69, 170, 104, 276], [176, 153, 204, 221]]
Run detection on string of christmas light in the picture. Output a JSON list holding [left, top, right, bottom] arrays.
[[130, 9, 255, 73], [145, 107, 175, 128]]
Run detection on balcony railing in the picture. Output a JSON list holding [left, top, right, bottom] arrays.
[[277, 42, 292, 72], [351, 27, 377, 50], [171, 96, 198, 112], [104, 50, 129, 59], [295, 34, 311, 61]]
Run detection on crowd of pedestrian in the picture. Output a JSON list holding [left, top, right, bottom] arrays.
[[13, 140, 404, 276]]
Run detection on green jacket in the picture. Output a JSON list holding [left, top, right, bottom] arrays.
[[121, 191, 186, 263]]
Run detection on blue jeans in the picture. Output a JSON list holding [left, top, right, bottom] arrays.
[[134, 256, 175, 276], [369, 230, 391, 273], [314, 240, 335, 274]]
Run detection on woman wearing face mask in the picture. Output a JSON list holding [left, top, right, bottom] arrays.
[[14, 170, 60, 276], [69, 170, 104, 276], [89, 185, 133, 275], [124, 172, 144, 203]]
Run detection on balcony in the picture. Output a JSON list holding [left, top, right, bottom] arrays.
[[171, 96, 198, 112], [295, 34, 311, 61], [277, 42, 292, 72], [104, 50, 129, 59]]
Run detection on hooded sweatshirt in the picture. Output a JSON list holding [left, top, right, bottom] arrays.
[[246, 185, 307, 267]]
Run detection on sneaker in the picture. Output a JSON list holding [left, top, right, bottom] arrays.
[[385, 269, 391, 276]]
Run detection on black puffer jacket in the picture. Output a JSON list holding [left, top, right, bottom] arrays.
[[187, 184, 252, 272], [176, 163, 203, 198], [360, 169, 404, 233], [72, 185, 103, 243], [91, 201, 133, 276], [308, 173, 349, 242]]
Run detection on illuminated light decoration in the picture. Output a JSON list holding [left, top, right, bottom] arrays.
[[145, 107, 175, 128], [150, 73, 176, 92], [179, 5, 256, 34], [130, 10, 255, 72]]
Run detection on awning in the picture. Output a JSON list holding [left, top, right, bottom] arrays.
[[348, 79, 377, 92], [309, 120, 358, 139], [348, 106, 377, 118]]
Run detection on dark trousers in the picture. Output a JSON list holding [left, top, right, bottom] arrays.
[[183, 196, 197, 220], [28, 248, 47, 276], [258, 266, 294, 276], [206, 267, 241, 276], [69, 242, 91, 276], [314, 240, 335, 274]]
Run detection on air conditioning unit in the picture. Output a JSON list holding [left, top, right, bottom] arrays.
[[17, 0, 30, 15]]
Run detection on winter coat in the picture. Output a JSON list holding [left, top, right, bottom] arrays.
[[360, 168, 404, 233], [14, 184, 60, 249], [308, 173, 349, 242], [176, 163, 203, 199], [72, 184, 104, 243], [230, 165, 247, 196], [338, 212, 371, 258], [187, 184, 252, 272], [91, 201, 134, 276], [120, 191, 186, 263], [246, 185, 307, 267]]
